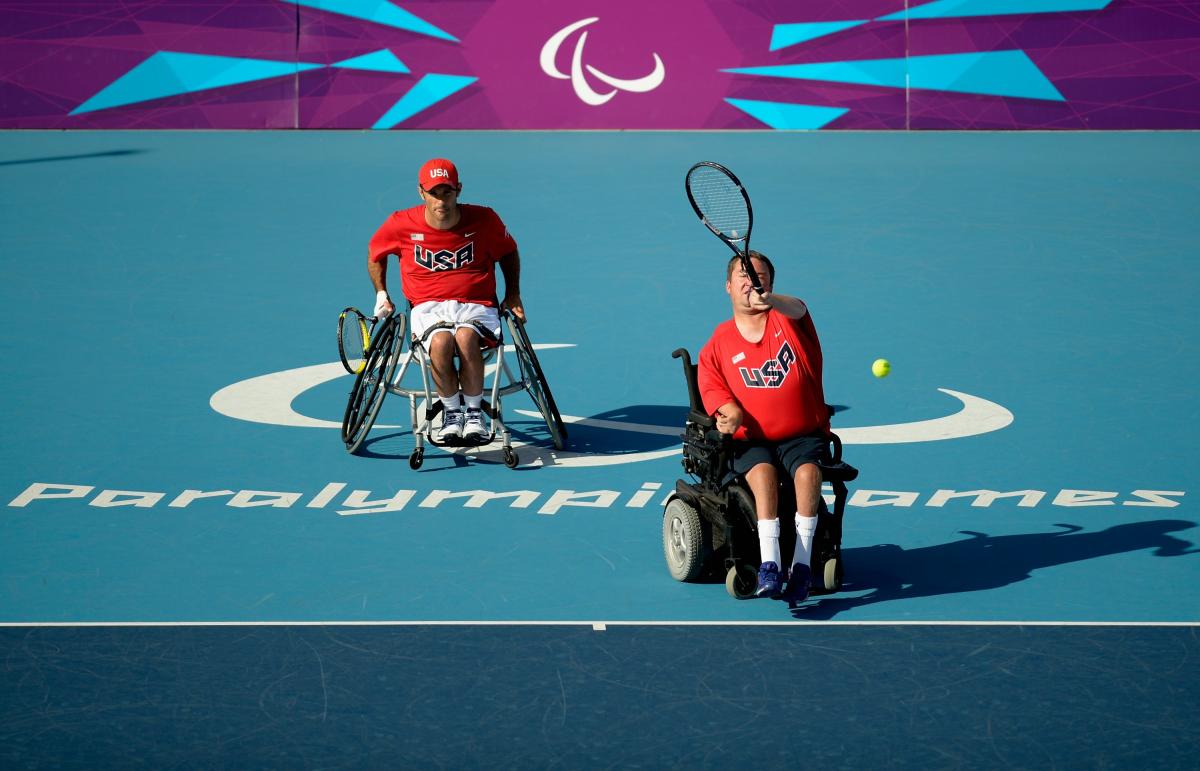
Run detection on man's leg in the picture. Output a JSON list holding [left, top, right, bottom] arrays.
[[741, 458, 783, 597], [780, 436, 828, 602], [428, 332, 461, 397], [454, 326, 487, 440], [791, 461, 822, 567], [427, 332, 464, 440]]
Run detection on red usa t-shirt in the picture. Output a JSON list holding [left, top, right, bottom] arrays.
[[697, 308, 829, 441], [368, 204, 517, 307]]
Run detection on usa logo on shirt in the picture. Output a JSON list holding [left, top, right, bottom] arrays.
[[739, 340, 795, 388], [414, 242, 475, 272]]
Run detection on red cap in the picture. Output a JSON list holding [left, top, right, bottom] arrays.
[[418, 158, 460, 191]]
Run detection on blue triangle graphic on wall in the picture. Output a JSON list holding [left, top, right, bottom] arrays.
[[373, 73, 477, 129], [877, 0, 1112, 21], [770, 21, 867, 51], [726, 99, 848, 129], [332, 49, 410, 73], [725, 50, 1064, 101], [281, 0, 457, 42], [71, 51, 322, 115]]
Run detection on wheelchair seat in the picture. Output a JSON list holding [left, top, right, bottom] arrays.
[[663, 347, 858, 600]]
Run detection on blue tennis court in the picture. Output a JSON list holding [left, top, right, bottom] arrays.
[[2, 130, 1197, 764]]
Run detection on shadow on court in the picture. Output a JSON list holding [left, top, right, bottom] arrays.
[[798, 519, 1199, 619], [354, 403, 687, 469], [0, 149, 145, 167]]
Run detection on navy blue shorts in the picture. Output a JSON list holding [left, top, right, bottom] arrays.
[[731, 432, 832, 478]]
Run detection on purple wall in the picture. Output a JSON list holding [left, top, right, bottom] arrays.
[[2, 0, 1198, 129]]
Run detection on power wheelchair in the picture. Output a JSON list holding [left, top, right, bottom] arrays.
[[662, 348, 859, 599], [339, 306, 566, 469]]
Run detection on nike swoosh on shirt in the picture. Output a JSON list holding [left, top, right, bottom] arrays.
[[464, 232, 476, 237]]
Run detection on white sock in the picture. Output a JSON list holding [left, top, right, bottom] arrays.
[[757, 518, 781, 567], [463, 392, 483, 411], [791, 515, 818, 569], [441, 393, 462, 412]]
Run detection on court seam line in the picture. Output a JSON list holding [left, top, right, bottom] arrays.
[[1, 620, 1196, 628]]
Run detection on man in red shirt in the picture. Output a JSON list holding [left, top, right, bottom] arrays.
[[698, 251, 830, 601], [368, 158, 524, 442]]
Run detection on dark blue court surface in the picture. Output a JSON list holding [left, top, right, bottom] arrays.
[[1, 131, 1197, 764], [2, 624, 1197, 768]]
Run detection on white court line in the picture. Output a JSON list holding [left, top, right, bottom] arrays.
[[0, 620, 1195, 628]]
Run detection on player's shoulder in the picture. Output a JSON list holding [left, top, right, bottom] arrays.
[[378, 206, 421, 230], [460, 203, 504, 224], [701, 318, 738, 351]]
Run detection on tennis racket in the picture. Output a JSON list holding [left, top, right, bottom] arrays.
[[684, 161, 762, 294], [337, 306, 375, 374]]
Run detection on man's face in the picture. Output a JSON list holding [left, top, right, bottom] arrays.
[[726, 257, 773, 308], [420, 183, 460, 220]]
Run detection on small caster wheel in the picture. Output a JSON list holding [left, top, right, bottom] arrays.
[[725, 563, 758, 600], [408, 449, 424, 470], [503, 447, 519, 469], [823, 557, 842, 592]]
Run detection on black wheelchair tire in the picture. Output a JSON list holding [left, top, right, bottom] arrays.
[[341, 314, 404, 453], [662, 497, 708, 581], [509, 317, 567, 450]]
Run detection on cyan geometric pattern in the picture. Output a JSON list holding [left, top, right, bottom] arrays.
[[724, 98, 848, 129], [725, 50, 1065, 101], [878, 0, 1113, 21], [331, 49, 410, 73], [280, 0, 458, 41], [70, 52, 324, 115], [770, 21, 867, 51], [372, 73, 476, 129]]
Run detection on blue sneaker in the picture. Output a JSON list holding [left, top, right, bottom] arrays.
[[754, 561, 783, 598], [781, 563, 811, 603]]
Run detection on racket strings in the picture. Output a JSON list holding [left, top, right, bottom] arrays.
[[687, 167, 750, 241]]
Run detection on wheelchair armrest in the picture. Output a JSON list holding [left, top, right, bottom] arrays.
[[688, 410, 715, 430], [822, 431, 858, 482], [820, 460, 859, 483]]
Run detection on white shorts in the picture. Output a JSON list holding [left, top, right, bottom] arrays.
[[409, 300, 502, 345]]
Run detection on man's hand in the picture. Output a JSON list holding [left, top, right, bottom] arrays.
[[747, 288, 772, 311], [503, 292, 526, 323], [373, 290, 394, 320], [714, 402, 743, 435]]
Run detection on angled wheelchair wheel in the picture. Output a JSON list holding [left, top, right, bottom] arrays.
[[662, 497, 708, 581], [341, 314, 404, 454], [509, 316, 567, 451], [725, 563, 758, 600]]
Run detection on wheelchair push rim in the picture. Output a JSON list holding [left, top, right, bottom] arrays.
[[341, 313, 405, 453], [507, 314, 567, 451]]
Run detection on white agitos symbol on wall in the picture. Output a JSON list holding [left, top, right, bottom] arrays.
[[539, 17, 666, 106]]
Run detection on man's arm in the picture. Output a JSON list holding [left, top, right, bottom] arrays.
[[499, 249, 524, 322], [751, 291, 808, 319], [367, 254, 394, 318], [698, 341, 742, 435]]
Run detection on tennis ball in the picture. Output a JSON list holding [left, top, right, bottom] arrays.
[[872, 358, 891, 378]]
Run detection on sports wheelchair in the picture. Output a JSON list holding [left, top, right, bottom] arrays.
[[662, 348, 858, 600], [338, 306, 566, 469]]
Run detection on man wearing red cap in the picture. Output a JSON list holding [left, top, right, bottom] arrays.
[[367, 158, 524, 443]]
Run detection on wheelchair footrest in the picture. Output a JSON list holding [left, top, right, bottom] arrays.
[[428, 433, 497, 448]]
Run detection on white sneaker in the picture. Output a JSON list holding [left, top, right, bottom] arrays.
[[439, 408, 464, 441], [463, 408, 487, 441]]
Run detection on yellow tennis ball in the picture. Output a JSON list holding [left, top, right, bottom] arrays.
[[872, 358, 891, 378]]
